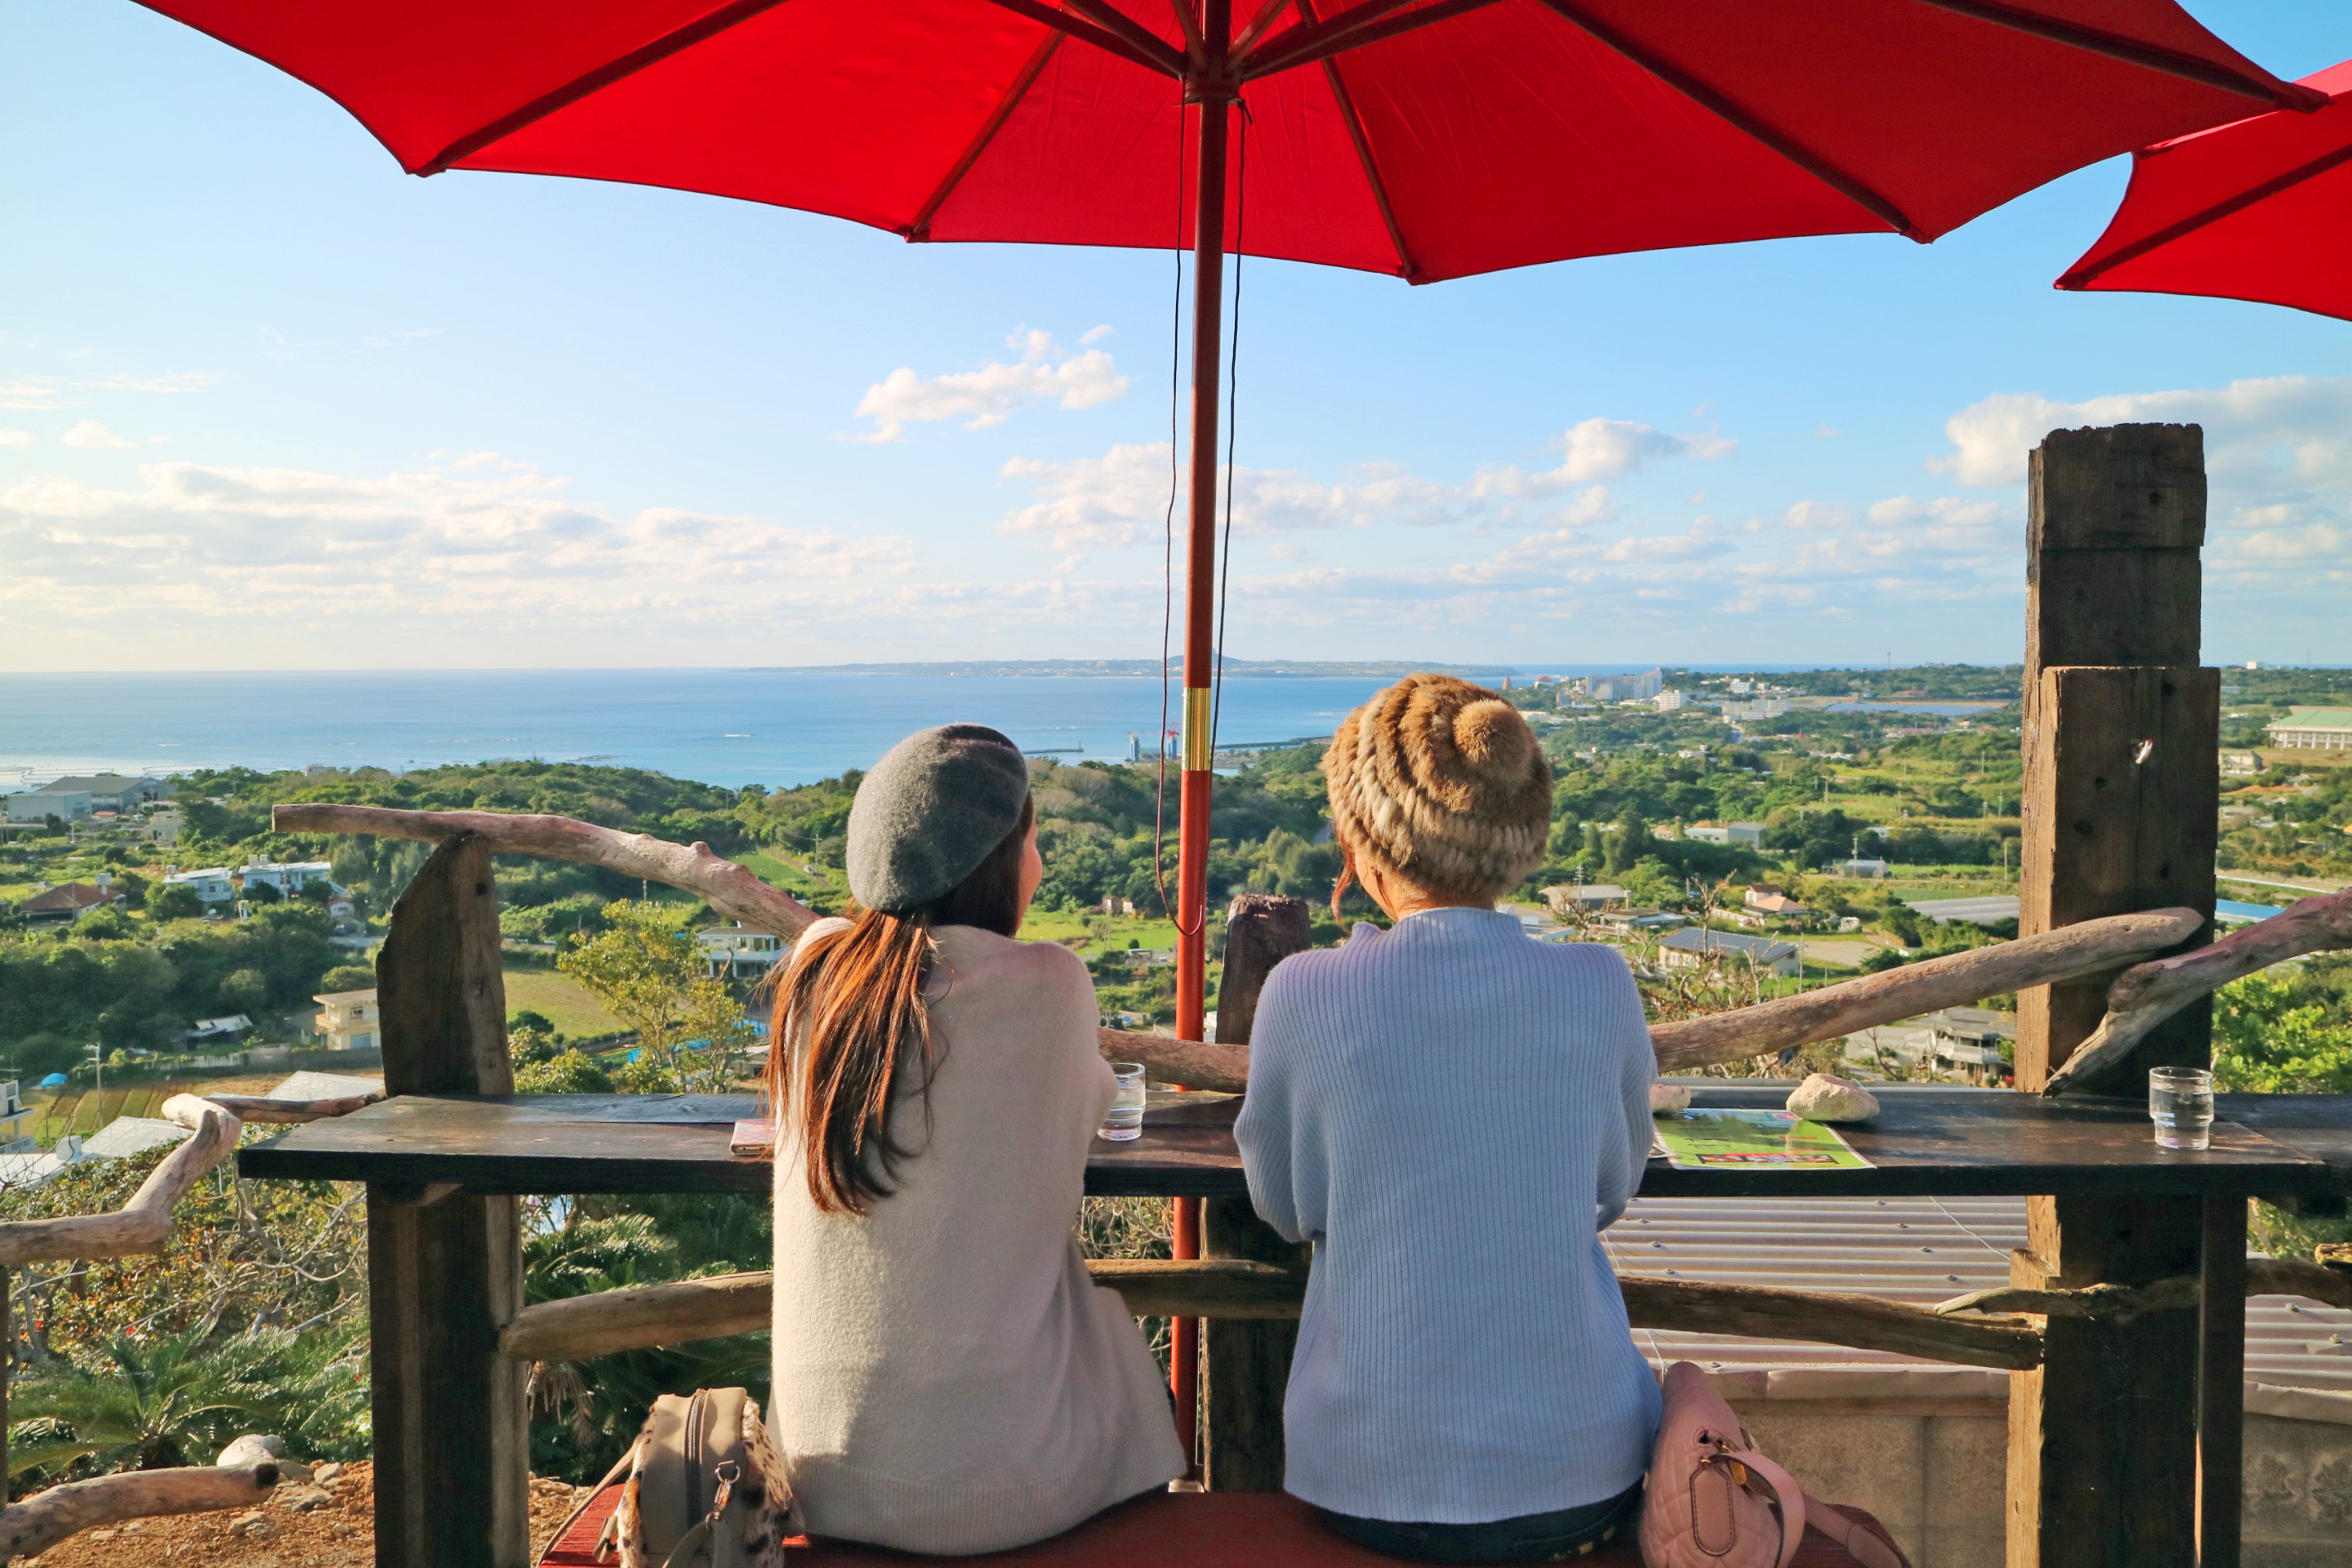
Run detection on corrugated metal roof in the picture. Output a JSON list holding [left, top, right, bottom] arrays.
[[79, 1116, 192, 1159], [1606, 1194, 2352, 1393], [268, 1071, 384, 1102]]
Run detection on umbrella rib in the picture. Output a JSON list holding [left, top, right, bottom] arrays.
[[1319, 54, 1419, 278], [1530, 0, 1919, 238], [1241, 0, 1502, 79], [1234, 0, 1300, 58], [1904, 0, 2327, 112], [977, 0, 1187, 78], [905, 33, 1066, 240], [1166, 0, 1209, 69], [416, 0, 800, 174], [2059, 136, 2352, 289]]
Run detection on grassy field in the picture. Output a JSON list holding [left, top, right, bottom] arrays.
[[736, 849, 846, 904], [1018, 908, 1184, 952], [502, 969, 627, 1039], [35, 1082, 189, 1143]]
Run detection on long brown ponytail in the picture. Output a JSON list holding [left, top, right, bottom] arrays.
[[768, 797, 1035, 1214]]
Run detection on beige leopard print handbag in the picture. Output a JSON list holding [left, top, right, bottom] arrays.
[[539, 1388, 797, 1568]]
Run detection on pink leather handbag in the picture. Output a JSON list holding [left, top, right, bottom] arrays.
[[1640, 1362, 1907, 1568]]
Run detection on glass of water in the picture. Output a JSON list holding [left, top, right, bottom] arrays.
[[2149, 1067, 2216, 1152], [1098, 1062, 1147, 1142]]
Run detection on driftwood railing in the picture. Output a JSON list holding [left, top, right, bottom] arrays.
[[270, 800, 2352, 1095], [0, 1090, 376, 1562]]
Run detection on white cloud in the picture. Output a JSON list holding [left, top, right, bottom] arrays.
[[849, 328, 1129, 443], [0, 458, 916, 652], [1865, 495, 2002, 528], [0, 430, 32, 448], [996, 439, 1629, 551], [1780, 500, 1853, 531], [0, 380, 62, 411], [62, 421, 133, 450]]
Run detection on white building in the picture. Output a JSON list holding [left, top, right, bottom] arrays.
[[1686, 822, 1765, 848], [1722, 698, 1791, 721], [314, 988, 381, 1052], [239, 859, 335, 898], [2266, 709, 2352, 751], [165, 866, 238, 905], [1844, 1007, 2015, 1085], [1653, 689, 1686, 712], [697, 924, 784, 978], [1587, 669, 1664, 702]]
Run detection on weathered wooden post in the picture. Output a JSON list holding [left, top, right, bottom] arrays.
[[2009, 424, 2225, 1568], [1201, 893, 1311, 1491], [369, 833, 527, 1568]]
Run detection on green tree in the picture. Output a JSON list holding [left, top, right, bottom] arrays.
[[217, 967, 270, 1013], [7, 1319, 330, 1477], [515, 1049, 615, 1094], [319, 964, 376, 992], [558, 901, 751, 1094], [240, 880, 283, 906], [2213, 972, 2352, 1094], [147, 884, 204, 921]]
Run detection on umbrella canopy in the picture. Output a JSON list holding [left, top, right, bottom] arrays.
[[145, 0, 2314, 282], [2060, 58, 2352, 320]]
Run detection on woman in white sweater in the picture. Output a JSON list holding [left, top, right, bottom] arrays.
[[764, 724, 1183, 1554]]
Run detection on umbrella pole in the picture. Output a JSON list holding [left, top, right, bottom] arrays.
[[1171, 0, 1233, 1474]]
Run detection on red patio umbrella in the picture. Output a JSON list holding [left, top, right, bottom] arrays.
[[2060, 58, 2352, 320], [135, 0, 2314, 1457]]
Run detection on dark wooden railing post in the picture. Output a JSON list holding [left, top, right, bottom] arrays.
[[2009, 424, 2225, 1568], [369, 833, 527, 1568], [1201, 893, 1311, 1492]]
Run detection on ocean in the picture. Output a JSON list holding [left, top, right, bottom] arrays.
[[0, 669, 1416, 791]]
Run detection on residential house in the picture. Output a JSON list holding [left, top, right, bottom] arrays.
[[1658, 927, 1801, 977], [1740, 888, 1810, 923], [164, 866, 238, 905], [2265, 708, 2352, 751], [238, 859, 335, 898], [1686, 822, 1765, 848], [313, 988, 381, 1053], [1542, 883, 1628, 913], [697, 924, 784, 978], [1598, 909, 1689, 934], [19, 879, 124, 924], [2221, 751, 2265, 777], [185, 1014, 255, 1044], [1843, 1007, 2016, 1085], [140, 807, 185, 844]]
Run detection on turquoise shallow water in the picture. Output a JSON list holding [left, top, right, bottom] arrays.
[[0, 669, 1413, 790]]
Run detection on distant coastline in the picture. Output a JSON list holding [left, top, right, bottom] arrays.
[[745, 659, 1526, 679]]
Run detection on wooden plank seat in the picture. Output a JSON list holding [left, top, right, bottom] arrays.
[[540, 1486, 1898, 1567]]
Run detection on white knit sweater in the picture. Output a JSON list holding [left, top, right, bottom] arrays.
[[768, 921, 1184, 1553], [1234, 907, 1662, 1523]]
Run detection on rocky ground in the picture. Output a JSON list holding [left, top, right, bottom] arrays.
[[21, 1463, 593, 1566]]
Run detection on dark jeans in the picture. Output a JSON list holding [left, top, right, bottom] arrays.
[[1320, 1481, 1645, 1566]]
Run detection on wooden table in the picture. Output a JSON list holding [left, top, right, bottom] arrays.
[[238, 1085, 2352, 1568], [239, 1084, 2348, 1200]]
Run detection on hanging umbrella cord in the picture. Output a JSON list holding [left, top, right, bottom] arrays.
[[1152, 90, 1190, 931]]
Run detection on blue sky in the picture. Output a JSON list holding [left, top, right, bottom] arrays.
[[2, 0, 2348, 671]]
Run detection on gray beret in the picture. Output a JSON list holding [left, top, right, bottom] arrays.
[[846, 724, 1031, 912]]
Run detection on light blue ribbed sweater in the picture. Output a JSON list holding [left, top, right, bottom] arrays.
[[1233, 906, 1661, 1524]]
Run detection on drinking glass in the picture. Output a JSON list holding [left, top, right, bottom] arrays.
[[1098, 1062, 1147, 1142], [2149, 1067, 2215, 1152]]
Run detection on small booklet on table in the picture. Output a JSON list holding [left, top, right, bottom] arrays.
[[1650, 1108, 1873, 1170], [732, 1120, 774, 1156]]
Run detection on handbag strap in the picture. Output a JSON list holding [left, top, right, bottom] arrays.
[[1710, 1445, 1806, 1568], [532, 1444, 642, 1568], [1799, 1494, 1909, 1568]]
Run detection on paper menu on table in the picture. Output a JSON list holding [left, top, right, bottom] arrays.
[[1650, 1108, 1873, 1170]]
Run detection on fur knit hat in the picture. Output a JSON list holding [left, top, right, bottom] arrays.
[[1324, 674, 1552, 897]]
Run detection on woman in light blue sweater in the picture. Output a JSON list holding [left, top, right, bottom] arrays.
[[1235, 675, 1659, 1566]]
